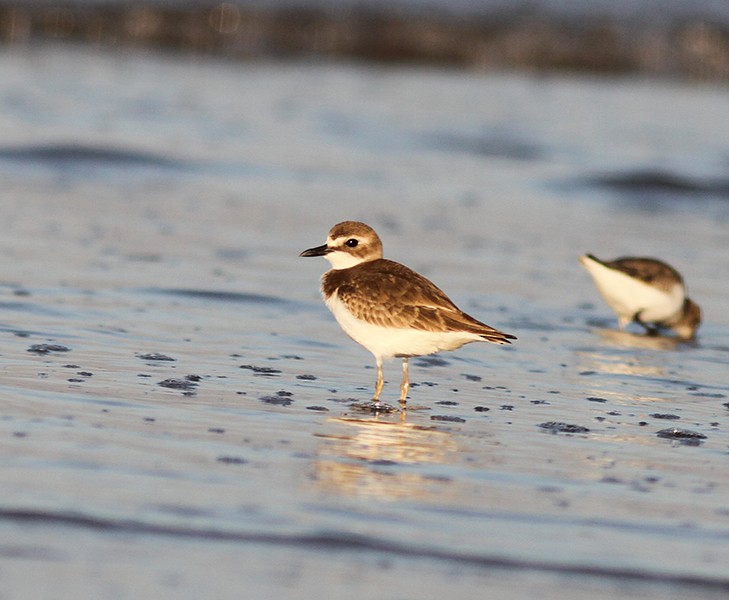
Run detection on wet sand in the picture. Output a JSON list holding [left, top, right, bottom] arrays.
[[1, 45, 729, 598]]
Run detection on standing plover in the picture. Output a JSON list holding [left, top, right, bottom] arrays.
[[579, 254, 701, 340], [300, 221, 516, 405]]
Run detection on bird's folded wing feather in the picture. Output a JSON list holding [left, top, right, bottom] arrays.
[[607, 258, 682, 291], [334, 260, 511, 340]]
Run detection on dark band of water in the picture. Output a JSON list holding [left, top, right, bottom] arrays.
[[0, 143, 188, 169], [2, 3, 729, 79], [144, 288, 293, 306], [2, 508, 727, 592]]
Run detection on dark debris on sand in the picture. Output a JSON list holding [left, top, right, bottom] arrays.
[[157, 376, 200, 392], [260, 391, 294, 406], [539, 421, 590, 434], [240, 364, 282, 376], [349, 401, 399, 413], [431, 415, 466, 423], [137, 352, 175, 362], [656, 428, 707, 446], [27, 344, 70, 354]]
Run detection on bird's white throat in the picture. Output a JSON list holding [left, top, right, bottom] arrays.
[[325, 250, 368, 270]]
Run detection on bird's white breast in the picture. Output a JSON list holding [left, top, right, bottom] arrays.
[[325, 291, 482, 361]]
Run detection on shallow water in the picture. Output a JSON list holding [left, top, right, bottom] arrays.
[[1, 45, 729, 598]]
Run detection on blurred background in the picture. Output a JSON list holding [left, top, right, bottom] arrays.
[[2, 0, 729, 80]]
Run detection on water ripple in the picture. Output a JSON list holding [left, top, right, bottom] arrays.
[[1, 508, 727, 591], [142, 288, 292, 305], [419, 132, 543, 161], [0, 143, 189, 170], [584, 170, 729, 198]]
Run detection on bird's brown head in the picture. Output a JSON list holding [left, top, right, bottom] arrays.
[[299, 221, 383, 269]]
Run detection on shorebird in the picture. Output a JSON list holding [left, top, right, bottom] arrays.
[[300, 221, 516, 405], [579, 253, 701, 340]]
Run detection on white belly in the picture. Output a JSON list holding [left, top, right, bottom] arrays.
[[325, 293, 482, 361], [582, 258, 684, 324]]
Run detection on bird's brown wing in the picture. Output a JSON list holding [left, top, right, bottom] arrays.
[[327, 259, 515, 343], [605, 257, 683, 292]]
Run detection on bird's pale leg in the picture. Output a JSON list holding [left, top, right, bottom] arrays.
[[399, 357, 409, 404], [373, 358, 384, 401]]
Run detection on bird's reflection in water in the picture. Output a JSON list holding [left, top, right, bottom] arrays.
[[577, 328, 689, 382], [595, 328, 684, 351], [312, 413, 459, 500], [577, 328, 688, 378]]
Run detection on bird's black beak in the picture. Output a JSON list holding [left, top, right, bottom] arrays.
[[299, 244, 330, 258]]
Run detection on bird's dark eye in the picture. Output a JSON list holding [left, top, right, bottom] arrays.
[[345, 238, 359, 248]]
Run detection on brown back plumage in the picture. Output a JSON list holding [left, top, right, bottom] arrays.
[[322, 258, 515, 344], [594, 255, 684, 292]]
